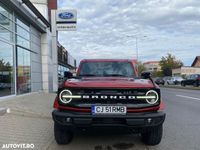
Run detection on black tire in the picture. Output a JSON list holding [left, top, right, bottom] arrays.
[[181, 82, 185, 87], [142, 125, 163, 146], [193, 82, 199, 87], [54, 123, 73, 145]]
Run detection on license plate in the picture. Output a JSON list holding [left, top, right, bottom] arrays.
[[92, 106, 127, 115]]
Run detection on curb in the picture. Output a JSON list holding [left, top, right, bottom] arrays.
[[8, 108, 51, 119]]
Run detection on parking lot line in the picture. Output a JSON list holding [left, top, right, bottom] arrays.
[[176, 95, 200, 101]]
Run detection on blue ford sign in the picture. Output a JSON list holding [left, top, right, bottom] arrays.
[[56, 9, 77, 31], [58, 12, 74, 19]]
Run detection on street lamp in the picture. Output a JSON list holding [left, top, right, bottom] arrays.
[[126, 35, 147, 63]]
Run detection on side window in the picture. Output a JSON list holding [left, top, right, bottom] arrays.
[[191, 74, 195, 79]]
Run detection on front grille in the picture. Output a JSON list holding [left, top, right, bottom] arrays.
[[75, 89, 148, 103], [57, 88, 160, 108], [75, 89, 146, 96]]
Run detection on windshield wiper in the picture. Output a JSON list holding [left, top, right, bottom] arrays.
[[104, 74, 128, 77], [79, 74, 96, 77]]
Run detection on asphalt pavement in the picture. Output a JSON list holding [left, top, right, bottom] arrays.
[[151, 88, 200, 150], [0, 88, 200, 150], [48, 88, 200, 150]]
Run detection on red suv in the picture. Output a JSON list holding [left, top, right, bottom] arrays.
[[52, 59, 165, 145]]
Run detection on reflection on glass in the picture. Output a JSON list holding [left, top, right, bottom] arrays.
[[16, 35, 30, 49], [16, 18, 29, 31], [0, 28, 12, 42], [0, 10, 13, 42], [16, 17, 30, 49], [0, 41, 14, 97], [0, 13, 12, 29], [0, 4, 13, 42], [79, 62, 135, 77], [0, 5, 11, 20], [17, 47, 31, 94], [16, 25, 30, 40], [58, 65, 69, 85]]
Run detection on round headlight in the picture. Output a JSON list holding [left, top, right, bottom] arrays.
[[59, 89, 73, 104], [145, 90, 159, 104]]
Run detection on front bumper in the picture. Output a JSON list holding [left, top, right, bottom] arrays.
[[52, 110, 165, 128]]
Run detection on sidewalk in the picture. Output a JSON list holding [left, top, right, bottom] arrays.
[[0, 92, 56, 150]]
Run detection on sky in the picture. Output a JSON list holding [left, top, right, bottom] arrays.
[[58, 0, 200, 66]]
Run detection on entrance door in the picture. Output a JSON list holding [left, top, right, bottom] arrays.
[[16, 47, 31, 94]]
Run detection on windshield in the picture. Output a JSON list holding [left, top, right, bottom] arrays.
[[175, 77, 182, 79], [79, 61, 135, 77]]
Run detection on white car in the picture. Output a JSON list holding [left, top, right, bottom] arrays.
[[166, 76, 184, 85]]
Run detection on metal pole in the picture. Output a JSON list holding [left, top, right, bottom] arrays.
[[135, 37, 139, 71], [136, 37, 138, 62]]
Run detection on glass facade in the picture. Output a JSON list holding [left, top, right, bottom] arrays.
[[0, 41, 14, 97], [0, 2, 76, 96], [17, 47, 31, 94], [0, 5, 13, 42], [16, 18, 30, 49], [16, 18, 31, 94], [58, 65, 69, 85], [57, 44, 77, 85], [0, 3, 31, 97]]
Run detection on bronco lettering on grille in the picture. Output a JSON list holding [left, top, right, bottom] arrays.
[[82, 95, 136, 100]]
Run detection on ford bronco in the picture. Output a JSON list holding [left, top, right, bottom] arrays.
[[52, 59, 165, 145]]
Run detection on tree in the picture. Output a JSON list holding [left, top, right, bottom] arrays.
[[0, 59, 11, 71], [159, 53, 183, 76], [152, 71, 163, 77], [137, 61, 146, 75]]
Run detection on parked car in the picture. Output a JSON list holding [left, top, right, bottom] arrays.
[[166, 76, 184, 85], [0, 83, 11, 89], [155, 77, 165, 85], [181, 74, 200, 87], [162, 76, 171, 84]]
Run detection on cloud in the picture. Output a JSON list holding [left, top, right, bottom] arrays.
[[58, 0, 200, 65]]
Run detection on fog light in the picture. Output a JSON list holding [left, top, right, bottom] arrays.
[[66, 117, 71, 123], [147, 118, 152, 124]]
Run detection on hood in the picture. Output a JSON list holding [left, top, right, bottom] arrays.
[[63, 77, 155, 88]]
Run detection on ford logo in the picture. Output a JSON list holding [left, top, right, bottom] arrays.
[[58, 12, 74, 19]]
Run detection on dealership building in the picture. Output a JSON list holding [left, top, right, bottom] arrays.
[[0, 0, 76, 98]]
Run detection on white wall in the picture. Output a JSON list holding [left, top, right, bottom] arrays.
[[41, 29, 54, 92], [30, 0, 48, 20]]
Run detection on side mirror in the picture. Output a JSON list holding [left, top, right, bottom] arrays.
[[64, 71, 73, 79], [141, 72, 151, 79]]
